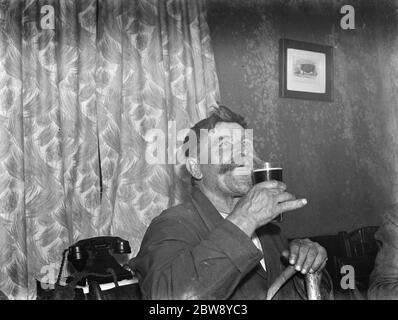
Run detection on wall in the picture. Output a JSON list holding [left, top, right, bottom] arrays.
[[206, 0, 398, 238]]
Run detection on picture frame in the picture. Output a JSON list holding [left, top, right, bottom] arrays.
[[279, 39, 334, 101]]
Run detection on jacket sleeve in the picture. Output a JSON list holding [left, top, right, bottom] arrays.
[[368, 205, 398, 300], [130, 215, 263, 300]]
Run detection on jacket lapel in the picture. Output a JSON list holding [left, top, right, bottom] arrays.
[[257, 224, 287, 287], [191, 187, 268, 281]]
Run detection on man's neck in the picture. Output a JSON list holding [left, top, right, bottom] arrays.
[[198, 184, 238, 214]]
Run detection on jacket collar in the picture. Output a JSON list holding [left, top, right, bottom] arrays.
[[190, 187, 224, 232]]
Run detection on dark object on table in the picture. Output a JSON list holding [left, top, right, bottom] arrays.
[[68, 236, 133, 286], [37, 236, 141, 300]]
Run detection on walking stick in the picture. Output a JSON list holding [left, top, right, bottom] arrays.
[[266, 265, 322, 300]]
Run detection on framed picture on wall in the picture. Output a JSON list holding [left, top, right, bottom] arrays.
[[279, 39, 334, 101]]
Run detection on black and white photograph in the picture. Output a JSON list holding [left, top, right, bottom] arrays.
[[279, 38, 334, 101], [0, 0, 398, 309]]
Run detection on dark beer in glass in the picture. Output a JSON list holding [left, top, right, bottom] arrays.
[[252, 162, 283, 222]]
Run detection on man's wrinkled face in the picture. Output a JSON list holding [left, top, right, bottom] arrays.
[[200, 122, 254, 197]]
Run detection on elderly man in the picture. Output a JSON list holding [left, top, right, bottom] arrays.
[[130, 105, 328, 299], [368, 205, 398, 299]]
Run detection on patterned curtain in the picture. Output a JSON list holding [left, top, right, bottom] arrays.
[[0, 0, 219, 299]]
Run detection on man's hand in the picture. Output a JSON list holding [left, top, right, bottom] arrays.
[[282, 239, 327, 274], [227, 180, 307, 237]]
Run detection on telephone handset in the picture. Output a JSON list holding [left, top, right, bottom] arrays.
[[67, 236, 133, 286]]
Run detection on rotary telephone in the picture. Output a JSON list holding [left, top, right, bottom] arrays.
[[67, 236, 133, 287], [36, 236, 139, 299]]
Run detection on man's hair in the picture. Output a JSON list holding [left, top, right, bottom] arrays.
[[183, 104, 247, 158]]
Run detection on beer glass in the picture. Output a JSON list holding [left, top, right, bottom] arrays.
[[252, 162, 283, 222]]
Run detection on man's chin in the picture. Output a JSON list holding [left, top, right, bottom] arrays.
[[227, 182, 252, 197], [219, 170, 252, 196]]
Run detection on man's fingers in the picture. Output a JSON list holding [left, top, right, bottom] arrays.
[[294, 244, 310, 272], [287, 239, 328, 274], [255, 180, 286, 191], [275, 192, 296, 203], [309, 248, 328, 273], [288, 242, 300, 265], [268, 188, 285, 196], [275, 198, 307, 214], [308, 255, 325, 274], [301, 246, 318, 274], [281, 250, 289, 260], [318, 259, 328, 272]]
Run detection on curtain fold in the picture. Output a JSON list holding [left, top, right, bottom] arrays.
[[0, 0, 219, 299]]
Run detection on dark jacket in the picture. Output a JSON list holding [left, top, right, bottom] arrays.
[[368, 204, 398, 299], [130, 187, 308, 300]]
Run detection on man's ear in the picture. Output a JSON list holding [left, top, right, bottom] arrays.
[[186, 157, 203, 180]]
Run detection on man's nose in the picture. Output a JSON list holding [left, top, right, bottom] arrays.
[[231, 141, 255, 166]]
